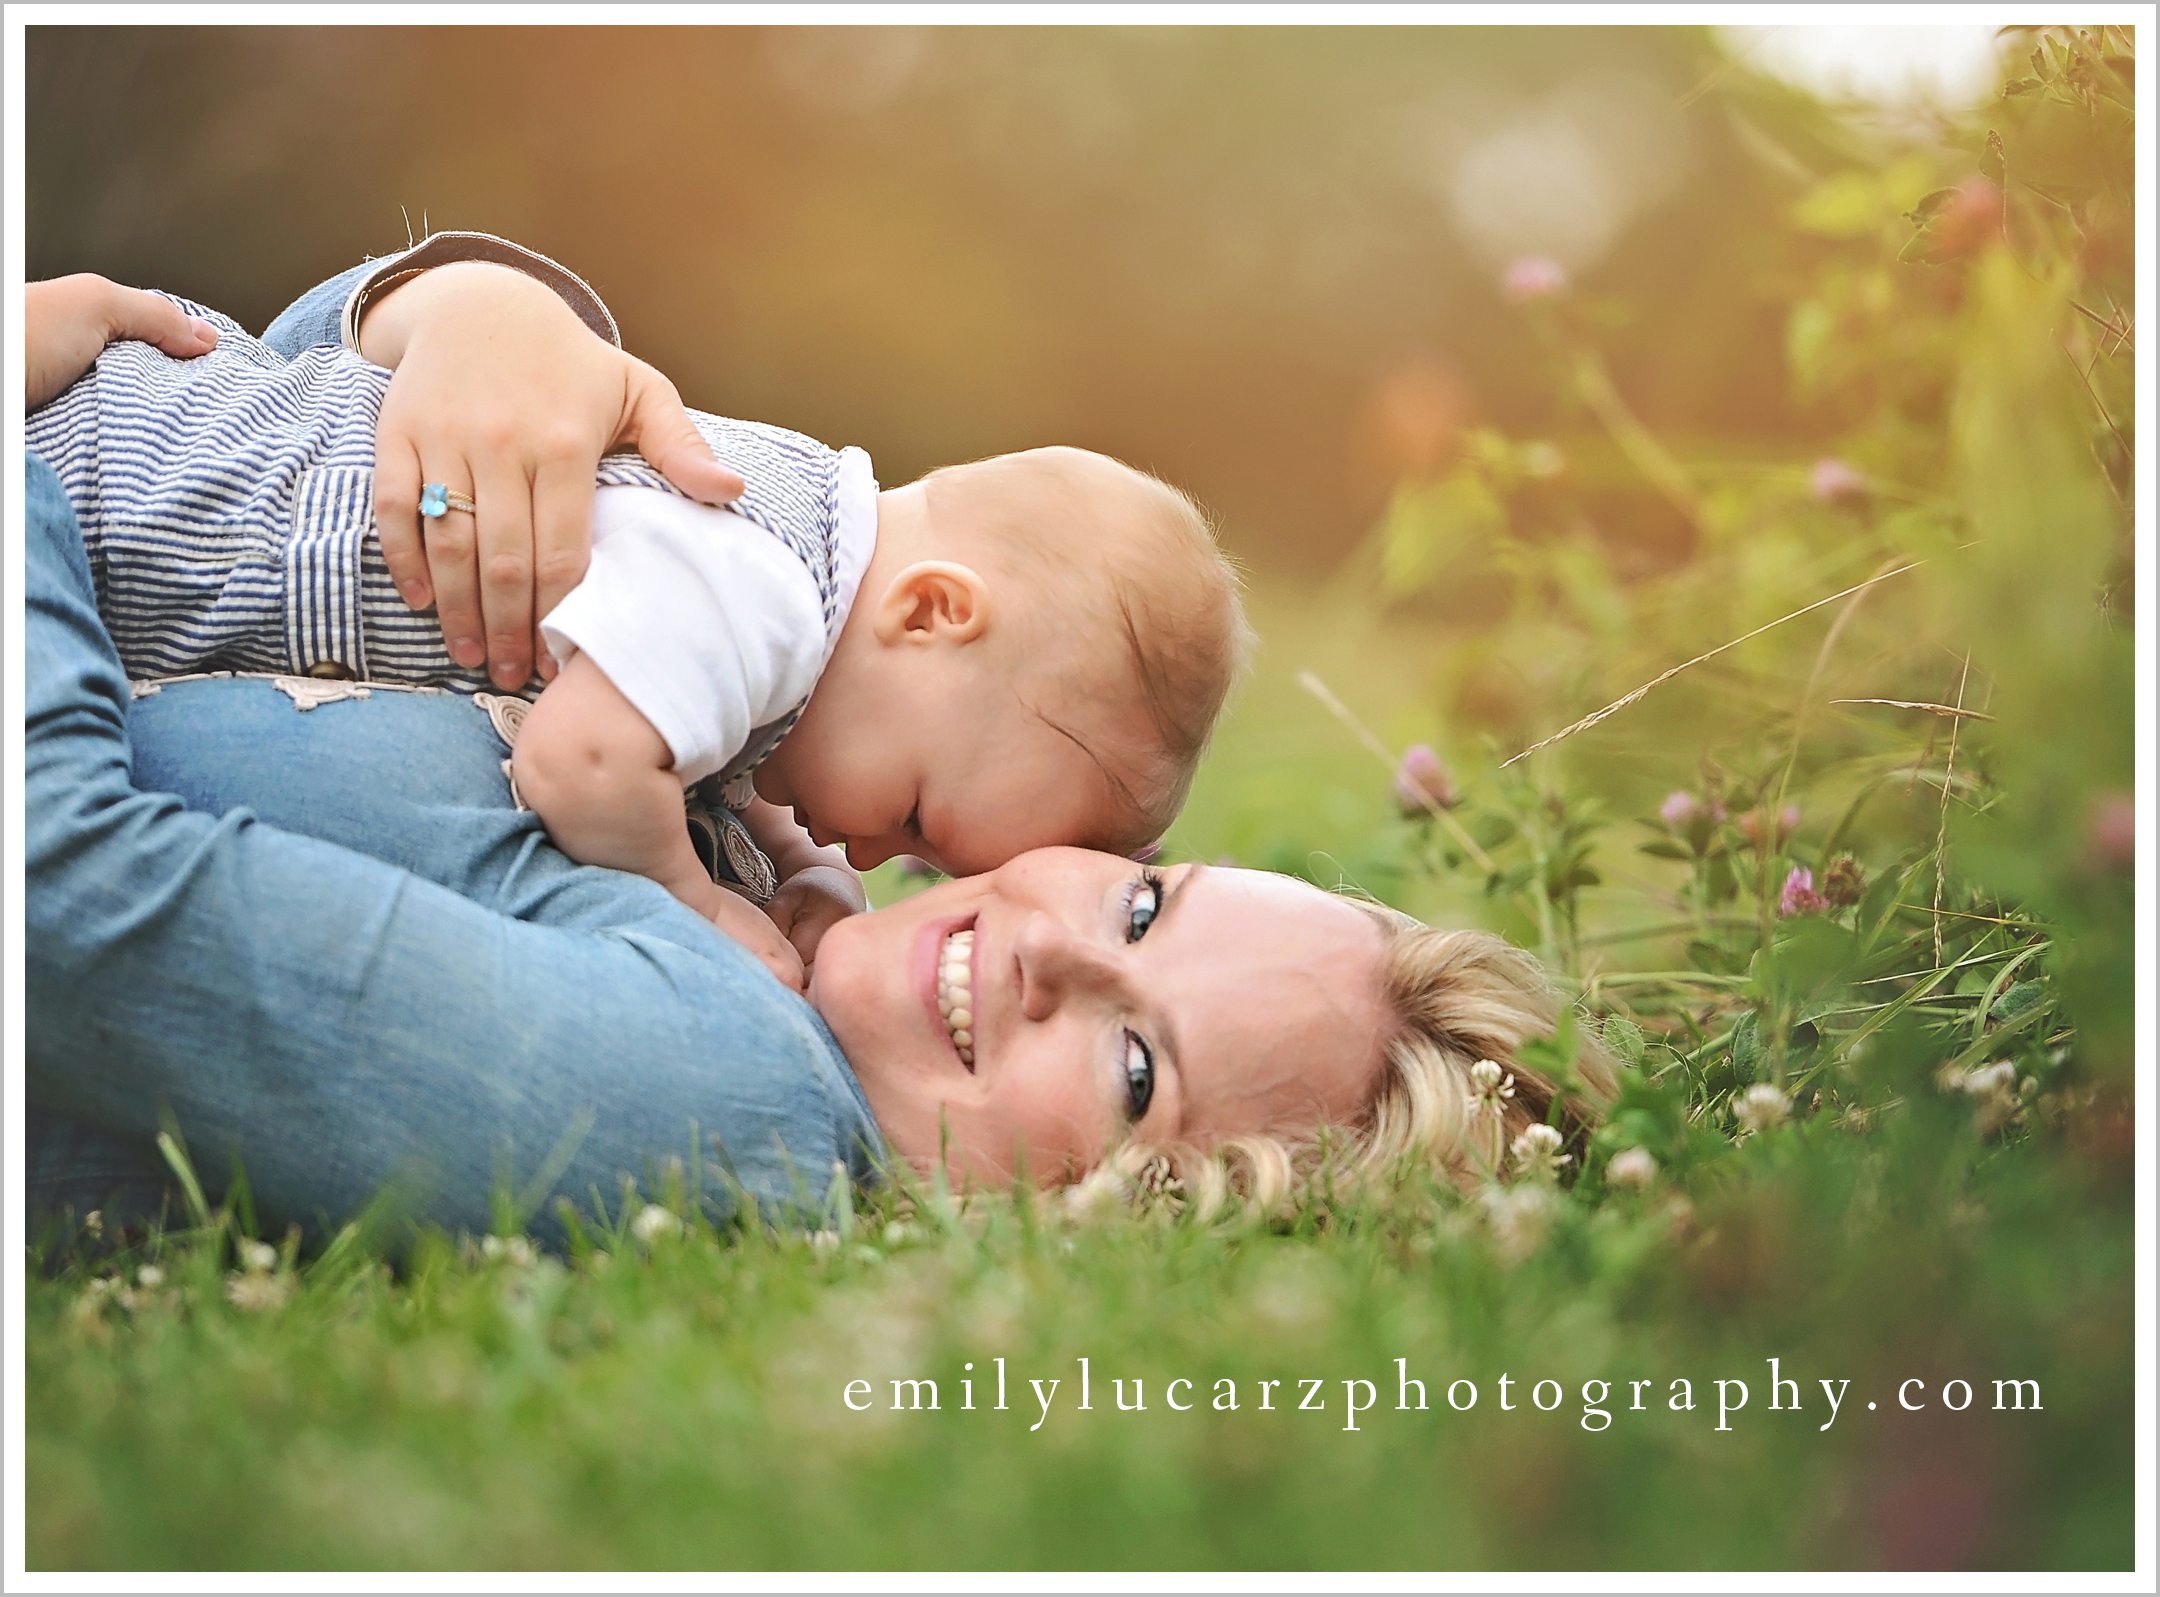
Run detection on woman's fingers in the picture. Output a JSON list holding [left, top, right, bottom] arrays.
[[373, 438, 432, 611], [620, 361, 745, 504], [101, 284, 219, 359], [355, 266, 739, 682], [419, 470, 486, 671], [26, 276, 218, 410], [471, 458, 537, 688], [529, 452, 599, 682]]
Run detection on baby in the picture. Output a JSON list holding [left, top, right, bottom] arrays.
[[25, 278, 1249, 988]]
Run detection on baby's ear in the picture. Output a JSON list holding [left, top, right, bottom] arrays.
[[872, 560, 991, 645]]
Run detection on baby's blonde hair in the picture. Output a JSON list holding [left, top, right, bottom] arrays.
[[1072, 903, 1618, 1218], [921, 446, 1252, 855]]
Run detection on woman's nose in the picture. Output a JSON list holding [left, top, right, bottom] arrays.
[[1014, 911, 1119, 1021]]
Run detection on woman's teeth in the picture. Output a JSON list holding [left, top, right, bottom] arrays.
[[936, 928, 976, 1069]]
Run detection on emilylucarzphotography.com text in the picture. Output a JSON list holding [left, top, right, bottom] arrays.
[[841, 1358, 2044, 1435]]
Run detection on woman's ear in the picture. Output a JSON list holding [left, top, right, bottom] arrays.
[[871, 560, 991, 646]]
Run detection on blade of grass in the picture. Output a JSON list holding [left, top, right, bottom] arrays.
[[155, 1131, 214, 1232], [1932, 654, 1972, 965], [1502, 559, 1929, 767]]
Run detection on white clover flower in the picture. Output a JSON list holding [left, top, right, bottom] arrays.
[[806, 1229, 842, 1256], [1958, 1061, 2017, 1099], [1733, 1083, 1791, 1136], [630, 1205, 683, 1245], [237, 1239, 278, 1274], [480, 1233, 540, 1267], [135, 1264, 165, 1289], [1606, 1147, 1658, 1189], [225, 1270, 294, 1314], [881, 1220, 918, 1246], [82, 1209, 103, 1239], [65, 1289, 113, 1337], [1946, 1060, 2021, 1135], [1481, 1183, 1558, 1265], [1510, 1122, 1572, 1181], [1467, 1058, 1518, 1118]]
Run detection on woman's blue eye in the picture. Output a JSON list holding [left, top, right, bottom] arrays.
[[1123, 1031, 1155, 1122], [1126, 869, 1164, 942]]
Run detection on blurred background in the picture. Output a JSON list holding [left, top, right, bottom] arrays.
[[33, 25, 2123, 898], [24, 25, 2010, 577]]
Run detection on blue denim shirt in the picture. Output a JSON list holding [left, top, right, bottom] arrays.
[[24, 250, 885, 1243]]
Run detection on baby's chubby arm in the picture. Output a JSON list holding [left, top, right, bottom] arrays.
[[513, 658, 807, 991]]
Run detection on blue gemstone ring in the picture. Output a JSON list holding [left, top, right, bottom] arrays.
[[418, 483, 477, 520]]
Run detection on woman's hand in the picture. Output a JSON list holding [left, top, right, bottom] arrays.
[[359, 263, 747, 690], [25, 274, 219, 410]]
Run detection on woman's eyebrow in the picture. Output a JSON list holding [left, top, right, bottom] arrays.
[[1151, 864, 1206, 1134], [1155, 863, 1203, 943]]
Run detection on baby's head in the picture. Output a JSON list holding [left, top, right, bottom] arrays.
[[758, 445, 1250, 876]]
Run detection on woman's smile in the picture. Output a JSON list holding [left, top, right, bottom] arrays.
[[936, 925, 979, 1069], [909, 909, 982, 1075]]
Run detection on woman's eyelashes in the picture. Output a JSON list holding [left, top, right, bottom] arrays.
[[1124, 868, 1165, 942], [1122, 1030, 1156, 1121], [1118, 869, 1165, 1120]]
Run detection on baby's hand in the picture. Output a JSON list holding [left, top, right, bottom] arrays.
[[26, 275, 219, 409], [699, 882, 809, 993], [767, 863, 869, 974]]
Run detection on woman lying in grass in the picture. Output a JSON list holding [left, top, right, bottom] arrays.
[[23, 256, 1611, 1243]]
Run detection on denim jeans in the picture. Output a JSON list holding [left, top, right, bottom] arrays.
[[24, 453, 882, 1242]]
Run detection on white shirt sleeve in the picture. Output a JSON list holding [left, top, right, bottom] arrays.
[[539, 486, 827, 787]]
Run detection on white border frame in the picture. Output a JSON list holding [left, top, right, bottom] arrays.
[[4, 5, 2151, 1591]]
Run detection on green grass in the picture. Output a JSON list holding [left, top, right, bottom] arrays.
[[25, 1106, 2136, 1569]]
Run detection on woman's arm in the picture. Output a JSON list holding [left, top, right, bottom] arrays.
[[260, 235, 744, 693], [24, 455, 878, 1242], [259, 229, 621, 358]]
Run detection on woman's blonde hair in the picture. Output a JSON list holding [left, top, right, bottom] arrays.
[[1073, 902, 1618, 1219]]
